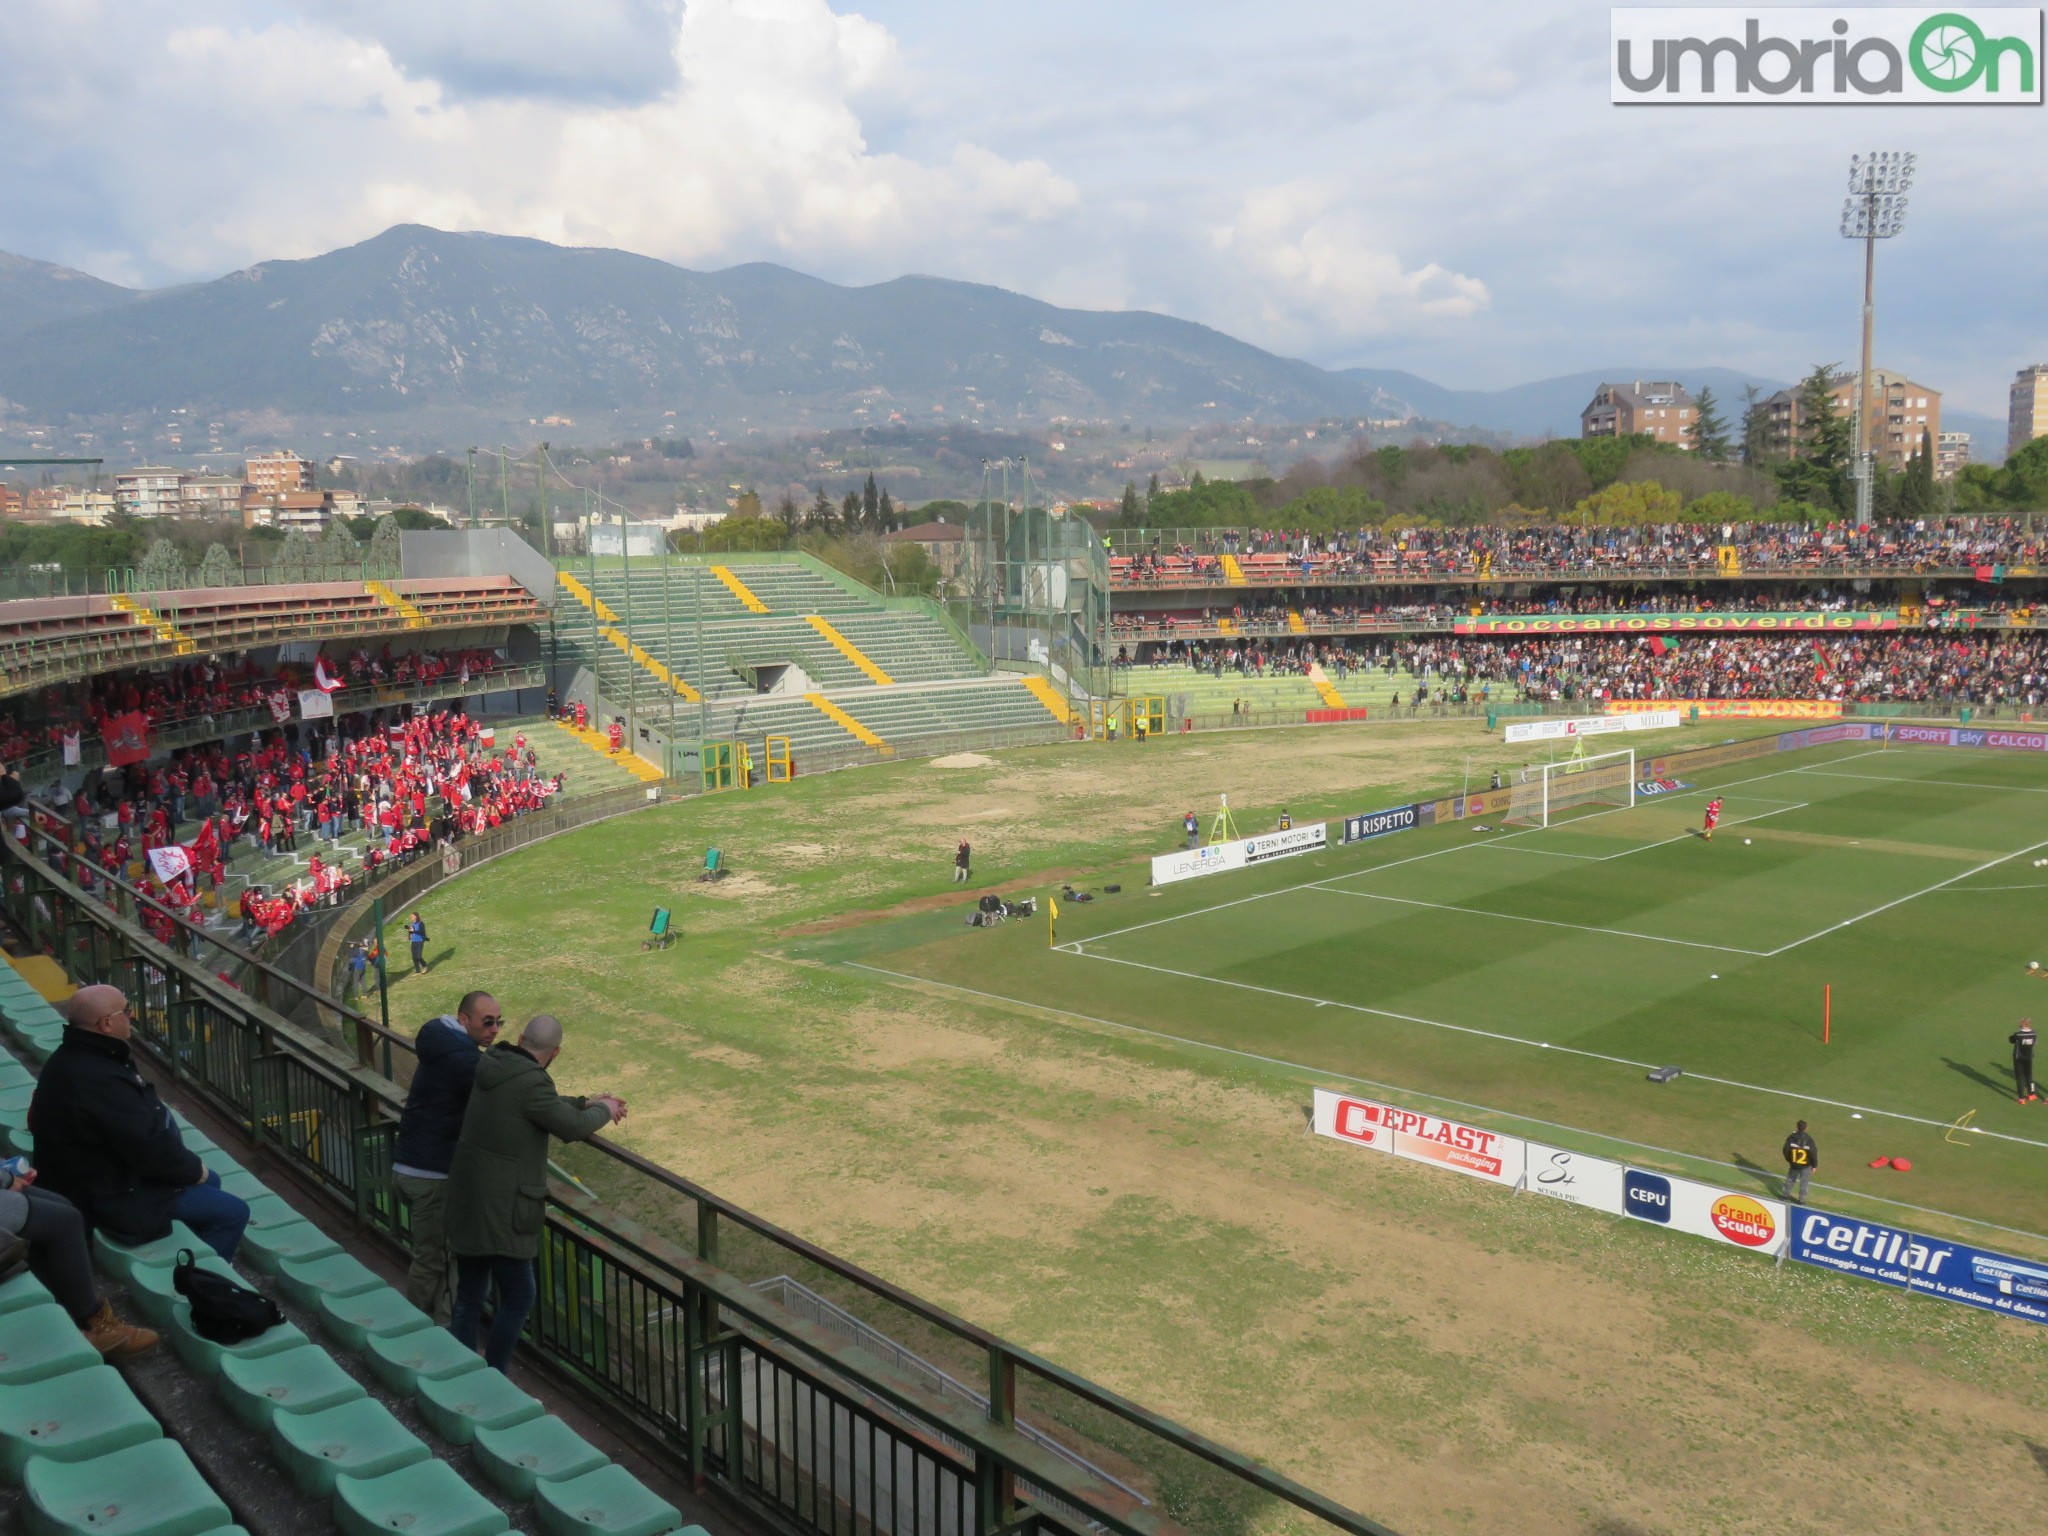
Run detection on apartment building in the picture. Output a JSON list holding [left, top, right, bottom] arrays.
[[1580, 381, 1698, 447], [2011, 365, 2048, 460], [113, 466, 185, 518], [244, 490, 335, 532], [245, 450, 313, 497], [1937, 431, 1972, 479], [1757, 369, 1941, 472], [180, 476, 248, 517]]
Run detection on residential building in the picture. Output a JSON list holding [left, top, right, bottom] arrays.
[[113, 466, 185, 518], [883, 518, 967, 579], [2010, 364, 2048, 460], [180, 476, 247, 517], [1756, 369, 1942, 472], [245, 450, 312, 497], [242, 490, 334, 532], [329, 488, 367, 521], [20, 487, 116, 525], [1937, 431, 1972, 480], [0, 486, 19, 519], [1829, 370, 1940, 471], [1580, 381, 1698, 448]]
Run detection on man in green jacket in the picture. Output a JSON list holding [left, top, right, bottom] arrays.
[[442, 1014, 625, 1369]]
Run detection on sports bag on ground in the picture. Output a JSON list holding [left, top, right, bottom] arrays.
[[172, 1247, 285, 1342]]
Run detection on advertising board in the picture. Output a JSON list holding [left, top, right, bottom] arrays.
[[1458, 612, 1897, 636], [1789, 1210, 2048, 1325], [1504, 710, 1680, 744], [1523, 1142, 1627, 1213], [1312, 1090, 1525, 1185], [1620, 1168, 1787, 1255], [1150, 822, 1326, 886], [1888, 724, 2048, 753], [1607, 699, 1842, 720], [1342, 804, 1419, 844]]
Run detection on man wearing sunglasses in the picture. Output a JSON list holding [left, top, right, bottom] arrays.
[[29, 984, 251, 1261], [392, 991, 502, 1316]]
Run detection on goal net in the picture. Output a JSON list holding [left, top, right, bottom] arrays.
[[1502, 747, 1635, 828]]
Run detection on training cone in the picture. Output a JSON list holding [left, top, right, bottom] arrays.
[[1868, 1156, 1893, 1169], [1890, 1157, 1912, 1172]]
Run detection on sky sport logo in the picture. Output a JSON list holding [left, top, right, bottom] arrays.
[[1611, 8, 2044, 103]]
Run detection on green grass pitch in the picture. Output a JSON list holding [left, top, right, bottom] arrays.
[[852, 739, 2048, 1242]]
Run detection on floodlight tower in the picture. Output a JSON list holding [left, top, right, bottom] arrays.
[[1841, 151, 1915, 523]]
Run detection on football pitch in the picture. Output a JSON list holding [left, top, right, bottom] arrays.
[[864, 738, 2048, 1241]]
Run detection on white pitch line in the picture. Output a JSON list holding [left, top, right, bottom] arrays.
[[1588, 800, 1809, 861], [1764, 836, 2048, 956], [1074, 745, 1891, 949], [1314, 886, 1771, 956], [1796, 768, 2048, 795], [838, 960, 2048, 1154], [1939, 882, 2048, 893]]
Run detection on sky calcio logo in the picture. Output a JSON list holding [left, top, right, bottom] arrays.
[[1611, 7, 2044, 103]]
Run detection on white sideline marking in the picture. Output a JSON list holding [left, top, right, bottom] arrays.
[[1313, 887, 1772, 956], [1077, 746, 1892, 948], [837, 962, 2048, 1156], [1940, 882, 2048, 893], [1798, 768, 2048, 795], [1762, 837, 2048, 956]]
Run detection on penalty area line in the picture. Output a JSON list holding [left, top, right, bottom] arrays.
[[1313, 886, 1770, 956], [1045, 948, 2048, 1152], [1763, 835, 2048, 956], [839, 960, 2048, 1243]]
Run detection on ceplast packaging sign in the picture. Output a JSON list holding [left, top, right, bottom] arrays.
[[1790, 1210, 2048, 1325], [1622, 1168, 1789, 1255], [1312, 1090, 1524, 1185]]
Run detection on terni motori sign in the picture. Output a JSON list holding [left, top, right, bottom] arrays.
[[1612, 8, 2043, 102]]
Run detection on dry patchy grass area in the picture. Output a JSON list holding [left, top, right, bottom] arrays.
[[385, 721, 2048, 1536]]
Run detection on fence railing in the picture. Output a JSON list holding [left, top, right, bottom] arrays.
[[0, 822, 1397, 1536]]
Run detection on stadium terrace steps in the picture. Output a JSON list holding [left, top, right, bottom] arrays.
[[1218, 554, 1248, 587], [803, 616, 893, 686], [803, 695, 889, 752], [706, 567, 768, 614], [362, 583, 427, 632], [106, 596, 197, 657], [1304, 663, 1347, 709], [1020, 675, 1078, 724], [0, 961, 709, 1536], [551, 720, 664, 784]]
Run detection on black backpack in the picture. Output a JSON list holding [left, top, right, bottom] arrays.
[[172, 1248, 285, 1343]]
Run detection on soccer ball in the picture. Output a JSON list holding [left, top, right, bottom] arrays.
[[1743, 838, 1752, 845], [2031, 962, 2042, 973]]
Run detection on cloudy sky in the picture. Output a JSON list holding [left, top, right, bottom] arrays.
[[0, 0, 2041, 411]]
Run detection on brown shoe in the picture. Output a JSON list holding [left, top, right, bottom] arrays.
[[81, 1300, 159, 1359]]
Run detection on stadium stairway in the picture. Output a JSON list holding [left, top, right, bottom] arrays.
[[548, 720, 663, 785], [0, 947, 727, 1536]]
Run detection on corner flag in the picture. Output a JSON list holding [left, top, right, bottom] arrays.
[[1049, 895, 1061, 947]]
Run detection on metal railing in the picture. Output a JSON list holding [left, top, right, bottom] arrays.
[[0, 822, 1398, 1536]]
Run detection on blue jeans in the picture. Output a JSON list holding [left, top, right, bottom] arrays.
[[173, 1168, 251, 1261], [450, 1255, 536, 1372]]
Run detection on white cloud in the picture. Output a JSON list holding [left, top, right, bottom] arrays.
[[1209, 183, 1489, 352]]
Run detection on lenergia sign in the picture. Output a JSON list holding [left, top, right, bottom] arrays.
[[1612, 8, 2044, 104]]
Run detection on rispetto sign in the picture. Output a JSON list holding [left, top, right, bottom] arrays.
[[1611, 9, 2044, 104]]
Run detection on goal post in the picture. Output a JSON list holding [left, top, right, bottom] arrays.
[[1502, 747, 1636, 828]]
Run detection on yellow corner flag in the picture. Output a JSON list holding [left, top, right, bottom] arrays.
[[1048, 895, 1061, 947]]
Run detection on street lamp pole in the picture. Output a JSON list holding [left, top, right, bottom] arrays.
[[1841, 151, 1914, 524]]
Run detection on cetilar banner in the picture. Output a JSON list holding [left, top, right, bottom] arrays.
[[1789, 1209, 2048, 1325]]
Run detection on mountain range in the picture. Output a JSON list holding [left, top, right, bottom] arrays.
[[0, 225, 2006, 458]]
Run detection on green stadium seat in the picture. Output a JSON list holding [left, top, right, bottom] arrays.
[[0, 1302, 101, 1384], [472, 1417, 609, 1501], [363, 1328, 487, 1396], [267, 1398, 430, 1499], [14, 1032, 61, 1069], [166, 1303, 307, 1378], [0, 1084, 33, 1131], [532, 1465, 683, 1536], [237, 1219, 341, 1275], [238, 1194, 298, 1232], [0, 1364, 162, 1479], [0, 1269, 54, 1317], [332, 1461, 510, 1536], [277, 1253, 386, 1312], [127, 1254, 240, 1330], [0, 1059, 32, 1092], [218, 1343, 367, 1432], [315, 1287, 433, 1353], [22, 1439, 231, 1536], [214, 1169, 269, 1203], [414, 1367, 543, 1445], [93, 1223, 210, 1287]]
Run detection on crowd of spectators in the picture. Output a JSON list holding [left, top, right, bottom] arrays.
[[1110, 518, 2048, 585], [0, 647, 512, 771], [1126, 631, 2048, 712], [34, 704, 567, 949]]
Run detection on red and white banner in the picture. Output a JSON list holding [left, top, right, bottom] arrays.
[[298, 689, 335, 720], [145, 845, 192, 885], [101, 711, 151, 767], [1312, 1090, 1525, 1185], [1504, 710, 1679, 745], [267, 689, 294, 723], [313, 657, 343, 692]]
